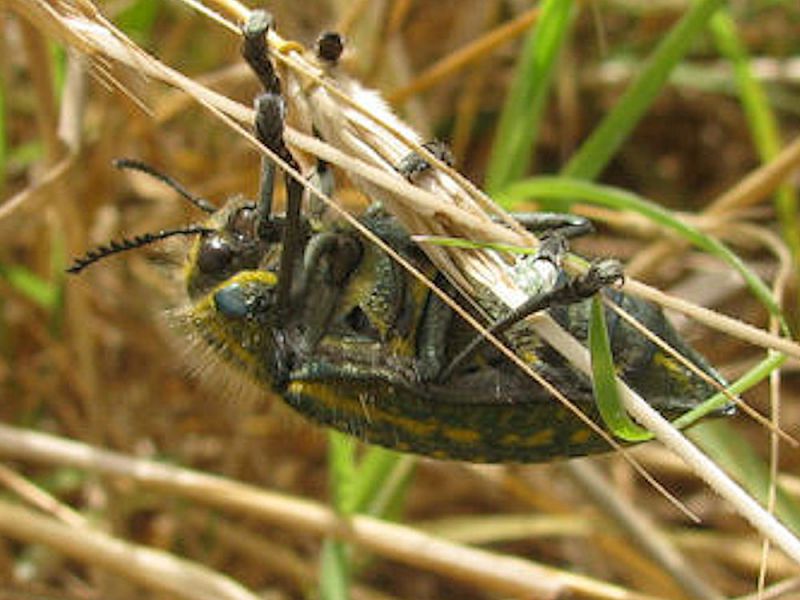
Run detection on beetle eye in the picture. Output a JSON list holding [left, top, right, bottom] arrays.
[[197, 236, 233, 274], [214, 283, 249, 318], [229, 207, 257, 239]]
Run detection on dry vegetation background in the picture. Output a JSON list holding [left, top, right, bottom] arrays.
[[1, 1, 800, 599]]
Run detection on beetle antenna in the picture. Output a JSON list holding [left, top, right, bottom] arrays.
[[113, 158, 217, 214], [66, 225, 213, 274]]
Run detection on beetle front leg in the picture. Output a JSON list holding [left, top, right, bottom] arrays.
[[242, 11, 305, 322]]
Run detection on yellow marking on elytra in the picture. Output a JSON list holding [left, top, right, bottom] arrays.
[[288, 382, 351, 411], [441, 426, 481, 445], [288, 381, 439, 440], [387, 336, 415, 358], [516, 349, 539, 366], [500, 428, 555, 448], [367, 410, 438, 440], [500, 433, 521, 447], [653, 352, 689, 384], [569, 429, 592, 446], [526, 428, 555, 447]]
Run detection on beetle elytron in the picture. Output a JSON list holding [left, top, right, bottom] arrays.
[[69, 11, 730, 463]]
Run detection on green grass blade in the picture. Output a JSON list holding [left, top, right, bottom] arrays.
[[690, 418, 800, 535], [0, 265, 59, 311], [322, 438, 415, 596], [589, 296, 652, 441], [327, 431, 357, 513], [710, 11, 800, 264], [49, 44, 67, 99], [673, 352, 786, 428], [320, 432, 357, 599], [710, 13, 779, 159], [0, 64, 6, 197], [562, 0, 727, 181], [413, 235, 539, 254], [319, 539, 351, 600], [485, 0, 576, 193], [116, 0, 161, 45], [686, 351, 800, 534], [349, 446, 415, 517], [9, 141, 44, 168]]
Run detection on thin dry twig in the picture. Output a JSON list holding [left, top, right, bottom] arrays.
[[8, 0, 800, 588], [12, 0, 800, 565], [0, 498, 261, 600], [388, 6, 541, 104], [565, 460, 723, 600], [0, 423, 664, 600], [0, 463, 88, 528]]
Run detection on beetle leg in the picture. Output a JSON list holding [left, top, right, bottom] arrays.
[[397, 141, 592, 241], [296, 232, 363, 351], [396, 141, 455, 181], [242, 11, 281, 95], [305, 158, 335, 223], [437, 235, 623, 382], [242, 10, 304, 322], [415, 276, 454, 382], [511, 212, 594, 240], [396, 138, 592, 241]]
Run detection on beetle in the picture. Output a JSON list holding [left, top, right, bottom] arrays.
[[68, 11, 730, 463]]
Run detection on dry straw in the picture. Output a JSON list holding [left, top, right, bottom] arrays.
[[4, 0, 800, 594]]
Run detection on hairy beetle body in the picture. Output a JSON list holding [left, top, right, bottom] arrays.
[[70, 10, 731, 464], [179, 198, 727, 463]]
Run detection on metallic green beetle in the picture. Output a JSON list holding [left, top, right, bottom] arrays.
[[69, 13, 730, 463]]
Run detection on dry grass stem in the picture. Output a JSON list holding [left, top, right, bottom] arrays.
[[3, 0, 799, 597], [0, 423, 662, 600]]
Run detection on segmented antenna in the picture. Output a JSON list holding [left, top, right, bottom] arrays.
[[113, 158, 217, 214], [67, 226, 212, 274]]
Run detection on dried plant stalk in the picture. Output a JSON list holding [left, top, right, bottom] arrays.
[[7, 0, 800, 568]]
